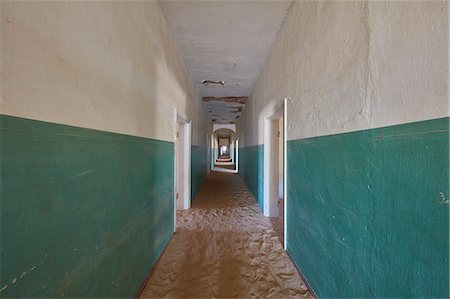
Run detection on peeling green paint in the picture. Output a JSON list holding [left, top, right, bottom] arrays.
[[0, 115, 174, 298], [287, 117, 449, 298], [239, 145, 264, 210], [191, 145, 207, 200]]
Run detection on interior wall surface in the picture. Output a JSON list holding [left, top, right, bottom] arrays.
[[191, 90, 209, 201], [191, 143, 207, 200], [1, 1, 208, 297], [239, 1, 449, 297]]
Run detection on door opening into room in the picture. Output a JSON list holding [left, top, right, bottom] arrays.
[[264, 99, 287, 248], [174, 110, 191, 230]]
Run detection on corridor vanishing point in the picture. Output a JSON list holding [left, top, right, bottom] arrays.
[[1, 1, 448, 298]]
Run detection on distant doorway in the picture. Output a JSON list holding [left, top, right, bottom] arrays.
[[264, 99, 287, 248], [174, 110, 191, 229], [212, 125, 238, 173]]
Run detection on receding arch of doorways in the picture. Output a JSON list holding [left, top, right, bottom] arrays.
[[211, 124, 238, 173], [174, 101, 287, 248], [174, 103, 286, 243]]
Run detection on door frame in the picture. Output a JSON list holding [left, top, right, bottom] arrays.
[[173, 108, 192, 230], [263, 98, 288, 248], [235, 138, 239, 173]]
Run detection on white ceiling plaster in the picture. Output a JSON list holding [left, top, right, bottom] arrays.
[[161, 0, 291, 123], [214, 128, 235, 138]]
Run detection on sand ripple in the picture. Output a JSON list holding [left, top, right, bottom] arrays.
[[140, 172, 312, 299]]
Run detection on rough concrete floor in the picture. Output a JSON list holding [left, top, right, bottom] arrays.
[[140, 172, 312, 298]]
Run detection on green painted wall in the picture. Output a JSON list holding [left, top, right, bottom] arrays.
[[239, 145, 264, 210], [191, 145, 207, 200], [286, 117, 449, 298], [0, 115, 174, 298]]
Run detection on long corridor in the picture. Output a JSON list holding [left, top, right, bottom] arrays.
[[140, 172, 312, 298]]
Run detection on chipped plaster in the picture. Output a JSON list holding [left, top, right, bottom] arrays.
[[202, 96, 246, 123], [161, 0, 291, 123]]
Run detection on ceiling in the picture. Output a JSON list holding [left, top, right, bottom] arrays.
[[161, 0, 291, 123], [214, 128, 235, 139]]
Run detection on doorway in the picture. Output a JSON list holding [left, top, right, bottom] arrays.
[[212, 125, 238, 173], [263, 99, 287, 248], [174, 110, 191, 229]]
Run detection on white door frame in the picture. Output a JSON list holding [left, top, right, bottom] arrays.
[[235, 138, 239, 173], [173, 109, 192, 230], [263, 98, 288, 248]]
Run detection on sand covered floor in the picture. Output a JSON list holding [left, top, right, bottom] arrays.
[[140, 172, 312, 298]]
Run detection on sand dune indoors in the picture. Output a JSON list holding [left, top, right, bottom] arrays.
[[140, 172, 312, 298]]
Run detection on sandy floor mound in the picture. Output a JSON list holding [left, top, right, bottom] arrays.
[[140, 172, 312, 298]]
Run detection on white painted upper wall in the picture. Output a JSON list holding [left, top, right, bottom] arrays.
[[1, 1, 208, 145], [240, 1, 449, 145]]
